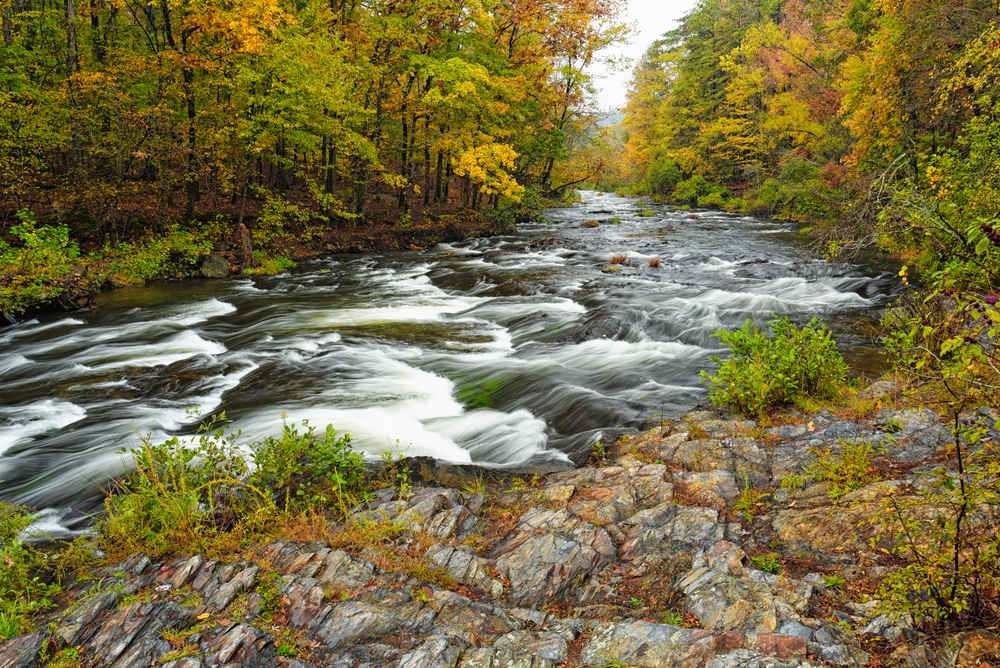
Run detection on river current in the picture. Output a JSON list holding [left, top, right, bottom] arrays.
[[0, 192, 904, 537]]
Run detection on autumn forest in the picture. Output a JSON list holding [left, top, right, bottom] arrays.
[[3, 0, 1000, 314], [605, 0, 1000, 291]]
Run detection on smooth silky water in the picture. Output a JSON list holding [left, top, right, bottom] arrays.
[[0, 192, 905, 536]]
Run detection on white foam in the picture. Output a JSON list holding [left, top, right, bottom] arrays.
[[75, 330, 227, 371], [0, 399, 87, 454], [0, 353, 34, 374]]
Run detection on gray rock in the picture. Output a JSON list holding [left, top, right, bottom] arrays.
[[199, 254, 230, 278], [201, 623, 278, 667], [425, 544, 503, 599], [776, 620, 814, 640], [807, 642, 870, 668], [0, 633, 46, 668], [85, 601, 192, 667], [705, 649, 820, 668], [494, 630, 570, 663], [397, 635, 467, 668], [618, 503, 725, 567], [316, 550, 377, 590], [580, 621, 716, 668], [202, 565, 258, 612], [495, 527, 613, 608], [312, 600, 436, 649], [458, 648, 553, 668]]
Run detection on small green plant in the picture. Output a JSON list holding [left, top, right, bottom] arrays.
[[700, 316, 848, 418], [44, 647, 86, 668], [750, 553, 782, 574], [381, 446, 411, 496], [0, 503, 61, 639], [823, 574, 846, 590], [662, 610, 684, 626], [807, 439, 884, 501], [245, 251, 296, 276], [687, 424, 709, 440], [732, 473, 769, 520], [781, 473, 807, 490], [610, 216, 621, 224], [507, 477, 528, 492], [460, 476, 487, 496], [629, 596, 643, 607], [636, 209, 655, 217]]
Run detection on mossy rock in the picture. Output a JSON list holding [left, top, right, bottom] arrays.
[[580, 220, 600, 228]]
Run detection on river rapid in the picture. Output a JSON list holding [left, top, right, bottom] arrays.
[[0, 192, 904, 537]]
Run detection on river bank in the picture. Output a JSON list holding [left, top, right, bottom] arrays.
[[0, 208, 517, 322], [3, 389, 997, 668]]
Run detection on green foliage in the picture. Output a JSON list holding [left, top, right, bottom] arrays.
[[882, 276, 1000, 378], [252, 417, 364, 510], [807, 439, 884, 501], [0, 503, 61, 639], [0, 210, 79, 314], [100, 411, 363, 559], [752, 158, 839, 222], [662, 610, 684, 626], [780, 473, 807, 490], [872, 272, 1000, 626], [700, 317, 849, 418], [646, 155, 682, 196], [872, 417, 1000, 625], [732, 473, 769, 520], [103, 226, 212, 283], [750, 553, 782, 574], [245, 252, 296, 275], [485, 185, 548, 228]]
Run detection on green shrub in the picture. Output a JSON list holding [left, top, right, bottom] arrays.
[[0, 209, 80, 314], [697, 191, 728, 208], [103, 225, 211, 283], [100, 412, 363, 559], [807, 439, 884, 501], [0, 503, 61, 639], [245, 252, 296, 275], [872, 419, 1000, 625], [646, 155, 682, 196], [700, 317, 848, 417], [750, 553, 782, 574]]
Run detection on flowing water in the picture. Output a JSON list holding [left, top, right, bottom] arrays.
[[0, 192, 905, 537]]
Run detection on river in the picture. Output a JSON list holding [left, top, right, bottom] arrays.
[[0, 191, 904, 537]]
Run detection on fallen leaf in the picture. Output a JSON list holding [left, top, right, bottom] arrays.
[[197, 613, 210, 620]]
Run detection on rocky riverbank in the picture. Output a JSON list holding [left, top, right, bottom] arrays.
[[3, 394, 998, 668]]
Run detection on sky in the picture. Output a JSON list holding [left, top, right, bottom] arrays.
[[588, 0, 700, 111]]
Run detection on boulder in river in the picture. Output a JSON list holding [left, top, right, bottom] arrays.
[[198, 254, 230, 278], [580, 220, 600, 227]]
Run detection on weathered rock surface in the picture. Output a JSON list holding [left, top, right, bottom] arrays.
[[198, 254, 230, 278], [1, 402, 982, 668]]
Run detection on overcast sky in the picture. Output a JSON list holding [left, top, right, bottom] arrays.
[[589, 0, 700, 111]]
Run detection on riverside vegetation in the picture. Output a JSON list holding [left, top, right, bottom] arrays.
[[5, 303, 1000, 667], [0, 0, 626, 317]]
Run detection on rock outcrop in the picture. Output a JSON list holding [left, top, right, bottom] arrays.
[[2, 403, 990, 668]]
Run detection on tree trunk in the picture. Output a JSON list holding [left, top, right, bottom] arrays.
[[67, 0, 81, 167], [3, 5, 13, 47], [66, 0, 78, 73], [434, 150, 444, 203], [238, 222, 259, 269]]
